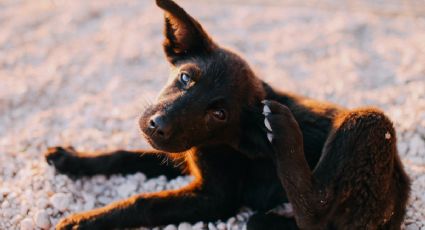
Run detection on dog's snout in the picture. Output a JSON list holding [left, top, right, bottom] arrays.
[[148, 114, 172, 139]]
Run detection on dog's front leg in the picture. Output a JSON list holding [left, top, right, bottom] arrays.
[[262, 101, 332, 229], [56, 183, 233, 230], [44, 147, 184, 178]]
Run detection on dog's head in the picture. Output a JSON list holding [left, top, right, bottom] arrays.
[[140, 0, 265, 153]]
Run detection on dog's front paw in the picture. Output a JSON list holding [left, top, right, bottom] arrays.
[[44, 146, 78, 174], [262, 100, 303, 147], [56, 216, 80, 230], [56, 214, 93, 230]]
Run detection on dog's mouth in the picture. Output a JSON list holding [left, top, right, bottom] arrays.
[[143, 133, 192, 153], [139, 116, 192, 153]]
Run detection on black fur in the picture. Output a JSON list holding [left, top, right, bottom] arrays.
[[45, 0, 410, 229]]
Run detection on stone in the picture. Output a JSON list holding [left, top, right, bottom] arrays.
[[49, 193, 71, 211], [117, 182, 137, 197], [20, 218, 34, 230], [208, 223, 218, 230], [82, 193, 96, 210], [178, 222, 193, 230], [217, 222, 226, 230], [164, 224, 178, 230], [36, 198, 48, 209], [192, 222, 204, 230], [406, 223, 420, 230], [34, 210, 51, 229]]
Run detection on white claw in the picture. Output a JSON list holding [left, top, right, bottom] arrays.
[[267, 203, 294, 217], [267, 133, 273, 143], [263, 104, 271, 115], [264, 118, 272, 131]]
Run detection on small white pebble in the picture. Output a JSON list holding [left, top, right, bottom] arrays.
[[3, 208, 13, 218], [227, 217, 236, 230], [94, 175, 107, 184], [134, 172, 147, 182], [46, 208, 53, 215], [11, 214, 23, 225], [227, 217, 236, 225], [192, 221, 204, 230], [36, 198, 48, 209], [117, 182, 137, 197], [164, 224, 178, 230], [217, 222, 226, 230], [406, 223, 420, 230], [178, 222, 193, 230], [236, 214, 244, 222], [34, 210, 51, 229], [241, 212, 251, 218], [82, 193, 95, 210], [143, 180, 157, 191], [49, 193, 71, 211], [0, 187, 10, 197], [208, 222, 218, 230], [1, 200, 10, 208], [98, 196, 112, 205], [20, 205, 29, 216], [20, 218, 34, 230]]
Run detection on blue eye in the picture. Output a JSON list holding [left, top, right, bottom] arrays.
[[179, 73, 191, 87]]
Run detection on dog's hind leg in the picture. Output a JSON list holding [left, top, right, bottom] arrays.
[[263, 101, 410, 229], [247, 213, 298, 230], [44, 147, 185, 178]]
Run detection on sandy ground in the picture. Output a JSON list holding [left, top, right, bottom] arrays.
[[1, 0, 425, 229]]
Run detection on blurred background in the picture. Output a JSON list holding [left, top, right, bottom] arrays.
[[1, 0, 424, 229]]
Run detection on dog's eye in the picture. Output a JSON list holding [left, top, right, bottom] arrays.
[[212, 109, 226, 120], [179, 73, 192, 88]]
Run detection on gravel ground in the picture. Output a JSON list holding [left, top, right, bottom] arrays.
[[1, 0, 425, 229]]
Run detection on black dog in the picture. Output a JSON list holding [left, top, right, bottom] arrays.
[[45, 0, 410, 229]]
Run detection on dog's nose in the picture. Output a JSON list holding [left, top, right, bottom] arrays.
[[148, 114, 172, 139]]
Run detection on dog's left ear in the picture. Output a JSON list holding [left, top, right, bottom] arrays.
[[156, 0, 217, 64]]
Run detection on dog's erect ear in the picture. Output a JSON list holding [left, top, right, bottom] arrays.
[[156, 0, 216, 64]]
